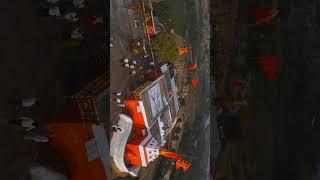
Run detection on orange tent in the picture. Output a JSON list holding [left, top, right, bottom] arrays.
[[44, 122, 107, 180], [124, 99, 148, 134]]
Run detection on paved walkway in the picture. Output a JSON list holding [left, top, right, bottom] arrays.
[[110, 0, 149, 125]]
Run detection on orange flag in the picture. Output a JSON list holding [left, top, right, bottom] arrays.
[[187, 63, 197, 70], [258, 56, 278, 80], [249, 8, 278, 26], [178, 48, 188, 56], [191, 79, 197, 88]]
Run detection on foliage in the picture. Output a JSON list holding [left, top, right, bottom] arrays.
[[151, 32, 178, 62], [153, 1, 171, 24]]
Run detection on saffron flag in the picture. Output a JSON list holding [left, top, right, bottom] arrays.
[[146, 25, 155, 36], [191, 79, 197, 88], [178, 48, 188, 56], [159, 147, 191, 172], [258, 56, 278, 80], [187, 63, 197, 70], [249, 8, 279, 26]]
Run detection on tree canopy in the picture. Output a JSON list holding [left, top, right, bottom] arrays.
[[151, 32, 178, 62], [153, 1, 171, 24]]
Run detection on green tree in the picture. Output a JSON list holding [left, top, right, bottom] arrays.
[[153, 1, 171, 23], [151, 32, 178, 62]]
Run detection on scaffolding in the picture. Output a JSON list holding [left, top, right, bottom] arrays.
[[66, 72, 108, 123]]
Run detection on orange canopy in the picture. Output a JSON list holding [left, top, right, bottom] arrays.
[[124, 99, 148, 134], [44, 122, 107, 180]]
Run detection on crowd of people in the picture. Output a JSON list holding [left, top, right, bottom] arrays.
[[8, 97, 50, 143], [36, 0, 105, 47]]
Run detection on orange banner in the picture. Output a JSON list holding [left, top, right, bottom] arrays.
[[146, 25, 155, 36], [178, 48, 188, 56]]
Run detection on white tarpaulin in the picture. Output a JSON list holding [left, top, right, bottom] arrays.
[[148, 83, 163, 117]]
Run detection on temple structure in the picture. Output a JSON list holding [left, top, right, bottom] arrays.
[[111, 67, 190, 177]]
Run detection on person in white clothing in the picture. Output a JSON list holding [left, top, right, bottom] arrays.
[[37, 7, 61, 17], [131, 70, 137, 75], [113, 91, 122, 96], [70, 28, 85, 40], [132, 60, 137, 65], [20, 117, 37, 131], [48, 7, 61, 16], [149, 61, 155, 66], [22, 97, 39, 108], [9, 117, 38, 131], [64, 12, 79, 22], [129, 65, 135, 69], [117, 103, 126, 108], [123, 58, 130, 63], [112, 98, 122, 104], [24, 132, 49, 143], [72, 0, 88, 8], [124, 63, 130, 67]]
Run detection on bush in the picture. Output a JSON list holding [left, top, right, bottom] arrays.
[[151, 32, 178, 62]]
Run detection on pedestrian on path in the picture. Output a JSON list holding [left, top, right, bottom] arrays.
[[112, 98, 122, 104], [37, 6, 62, 17], [73, 0, 88, 8], [70, 28, 85, 40], [24, 132, 49, 143], [132, 60, 137, 65], [9, 117, 38, 131], [117, 103, 126, 108], [122, 58, 130, 63], [129, 64, 135, 69], [149, 61, 155, 67], [113, 91, 122, 96], [131, 70, 137, 75], [22, 97, 39, 108], [124, 63, 130, 68], [130, 70, 137, 77], [64, 12, 79, 22]]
